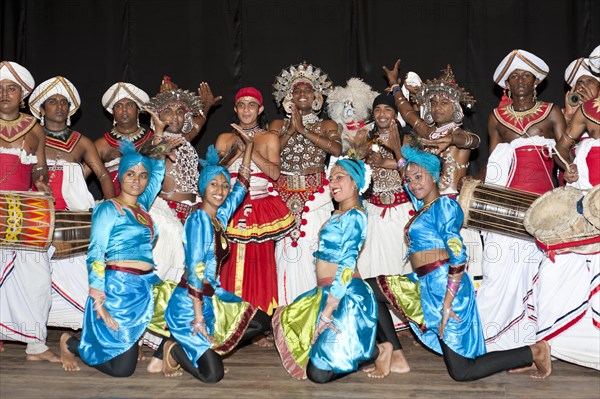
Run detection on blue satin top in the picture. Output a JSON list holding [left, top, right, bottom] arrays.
[[87, 159, 165, 291], [183, 182, 247, 294], [313, 207, 367, 299], [405, 192, 467, 266]]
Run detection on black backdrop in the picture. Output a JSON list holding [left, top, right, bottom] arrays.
[[2, 0, 599, 178]]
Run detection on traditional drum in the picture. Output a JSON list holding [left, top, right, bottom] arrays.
[[0, 190, 91, 257], [0, 191, 54, 251], [53, 211, 91, 258], [458, 179, 539, 240], [582, 185, 600, 230], [524, 186, 600, 258]]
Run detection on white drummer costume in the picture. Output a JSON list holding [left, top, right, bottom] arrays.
[[477, 50, 553, 351], [28, 76, 93, 330], [0, 61, 55, 356], [532, 51, 600, 370]]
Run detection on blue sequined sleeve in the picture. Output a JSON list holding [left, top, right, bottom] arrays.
[[432, 197, 467, 266], [314, 208, 367, 299], [216, 181, 247, 227], [86, 201, 117, 291], [183, 211, 216, 297]]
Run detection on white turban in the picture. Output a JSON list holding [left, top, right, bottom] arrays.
[[102, 82, 149, 114], [493, 49, 549, 88], [28, 76, 81, 119], [589, 45, 600, 74], [564, 58, 598, 88], [0, 61, 35, 97]]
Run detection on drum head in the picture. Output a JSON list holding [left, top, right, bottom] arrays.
[[524, 186, 598, 241], [457, 178, 481, 224], [583, 185, 600, 229]]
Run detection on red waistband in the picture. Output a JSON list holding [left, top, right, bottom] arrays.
[[177, 278, 215, 297], [415, 258, 450, 277], [317, 270, 361, 287], [105, 264, 152, 275]]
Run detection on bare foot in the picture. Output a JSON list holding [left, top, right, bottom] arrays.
[[362, 364, 376, 373], [0, 341, 4, 352], [367, 342, 392, 379], [162, 341, 182, 377], [147, 357, 162, 373], [390, 349, 410, 373], [27, 348, 61, 363], [508, 364, 537, 374], [59, 333, 80, 372], [253, 336, 274, 348], [224, 367, 230, 374], [137, 345, 146, 361], [530, 340, 551, 379]]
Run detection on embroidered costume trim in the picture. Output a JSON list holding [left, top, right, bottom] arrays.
[[0, 113, 36, 143], [104, 127, 153, 149], [45, 129, 82, 153], [582, 97, 600, 125], [493, 101, 552, 135]]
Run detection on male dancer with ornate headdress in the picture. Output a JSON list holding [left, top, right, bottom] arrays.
[[93, 82, 153, 194], [143, 77, 219, 370], [28, 76, 114, 332], [0, 61, 58, 362], [477, 49, 566, 351], [385, 62, 483, 288], [270, 63, 342, 305], [216, 87, 295, 321]]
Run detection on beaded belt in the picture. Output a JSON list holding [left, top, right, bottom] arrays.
[[165, 199, 199, 222], [278, 172, 325, 192], [368, 191, 410, 206]]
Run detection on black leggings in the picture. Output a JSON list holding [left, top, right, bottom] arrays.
[[164, 309, 272, 383], [365, 277, 403, 351], [440, 340, 533, 381], [67, 336, 139, 377], [364, 277, 535, 381], [306, 345, 380, 384]]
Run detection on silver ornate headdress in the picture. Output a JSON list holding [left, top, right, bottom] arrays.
[[272, 62, 333, 114], [415, 65, 476, 125], [145, 76, 204, 134]]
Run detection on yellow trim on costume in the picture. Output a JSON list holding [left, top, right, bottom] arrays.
[[226, 213, 295, 239], [194, 262, 206, 281], [446, 238, 462, 257], [91, 260, 105, 279], [340, 267, 353, 286], [234, 243, 246, 297]]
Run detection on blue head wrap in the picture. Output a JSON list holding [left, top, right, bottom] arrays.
[[117, 140, 154, 182], [198, 145, 231, 196], [334, 158, 369, 194], [402, 145, 441, 183]]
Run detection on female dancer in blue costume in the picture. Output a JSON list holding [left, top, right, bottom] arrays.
[[162, 130, 271, 383], [365, 145, 552, 380], [58, 111, 180, 376], [272, 157, 378, 383]]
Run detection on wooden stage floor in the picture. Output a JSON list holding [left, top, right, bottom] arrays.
[[1, 329, 598, 399]]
